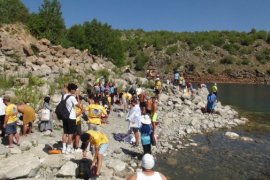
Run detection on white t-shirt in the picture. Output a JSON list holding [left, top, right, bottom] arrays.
[[0, 98, 6, 116], [63, 94, 78, 120]]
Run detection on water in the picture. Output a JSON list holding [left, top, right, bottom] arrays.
[[156, 84, 270, 180]]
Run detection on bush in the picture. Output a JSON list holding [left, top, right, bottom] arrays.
[[256, 49, 270, 64], [207, 67, 215, 74], [0, 75, 14, 90], [223, 43, 240, 55], [28, 76, 45, 86], [166, 45, 178, 56], [134, 53, 149, 71], [241, 58, 250, 65], [220, 56, 235, 64]]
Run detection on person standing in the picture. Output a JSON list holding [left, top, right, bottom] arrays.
[[174, 70, 180, 85], [140, 110, 152, 155], [0, 97, 6, 137], [85, 96, 108, 131], [127, 154, 167, 180], [127, 98, 142, 147], [39, 96, 53, 132], [211, 83, 218, 96], [3, 96, 20, 148], [206, 91, 217, 113], [80, 130, 109, 177], [61, 83, 81, 154], [17, 103, 36, 137], [154, 78, 162, 101]]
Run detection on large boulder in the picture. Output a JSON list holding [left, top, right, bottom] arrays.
[[107, 159, 126, 172], [225, 132, 239, 139], [57, 161, 77, 177], [0, 154, 41, 179]]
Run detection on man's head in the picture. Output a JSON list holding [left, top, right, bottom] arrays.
[[80, 133, 90, 143], [67, 83, 78, 94], [93, 96, 100, 104], [141, 154, 155, 170], [3, 96, 11, 105]]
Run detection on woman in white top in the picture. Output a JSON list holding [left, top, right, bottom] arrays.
[[127, 154, 167, 180]]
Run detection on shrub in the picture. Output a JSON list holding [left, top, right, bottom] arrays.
[[134, 53, 149, 71], [223, 43, 240, 55], [241, 58, 250, 65], [256, 49, 270, 64], [166, 45, 178, 56], [28, 76, 45, 86], [207, 67, 215, 74], [0, 75, 14, 90], [94, 69, 110, 82], [220, 56, 235, 64]]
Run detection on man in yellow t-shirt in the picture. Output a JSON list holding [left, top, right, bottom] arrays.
[[122, 90, 132, 112], [81, 130, 109, 177], [3, 96, 20, 148], [154, 78, 162, 101], [85, 97, 107, 130]]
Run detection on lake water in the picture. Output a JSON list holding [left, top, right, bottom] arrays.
[[156, 83, 270, 180]]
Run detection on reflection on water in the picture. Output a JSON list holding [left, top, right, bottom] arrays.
[[156, 84, 270, 180]]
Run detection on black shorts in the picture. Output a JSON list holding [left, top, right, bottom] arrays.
[[155, 89, 161, 94], [62, 119, 76, 134], [75, 124, 82, 135]]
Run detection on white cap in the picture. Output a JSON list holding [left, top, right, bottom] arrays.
[[156, 78, 160, 80], [141, 154, 155, 169]]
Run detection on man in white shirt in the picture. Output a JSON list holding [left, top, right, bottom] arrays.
[[0, 97, 6, 137], [127, 98, 142, 146], [62, 83, 81, 154]]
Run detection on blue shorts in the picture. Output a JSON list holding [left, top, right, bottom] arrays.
[[6, 122, 17, 135], [99, 143, 108, 155]]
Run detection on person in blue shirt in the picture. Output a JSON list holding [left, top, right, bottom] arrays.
[[206, 92, 217, 113], [174, 71, 180, 85]]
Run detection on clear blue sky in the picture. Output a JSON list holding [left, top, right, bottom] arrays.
[[21, 0, 270, 32]]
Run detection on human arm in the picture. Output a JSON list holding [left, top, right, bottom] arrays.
[[160, 172, 167, 180], [127, 174, 137, 180]]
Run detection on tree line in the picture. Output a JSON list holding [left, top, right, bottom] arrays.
[[1, 0, 270, 68]]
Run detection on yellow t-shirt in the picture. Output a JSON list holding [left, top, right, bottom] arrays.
[[5, 104, 17, 124], [75, 107, 82, 125], [155, 81, 162, 90], [85, 104, 107, 125], [123, 92, 132, 101], [87, 130, 109, 147]]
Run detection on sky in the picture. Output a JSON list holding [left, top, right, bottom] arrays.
[[21, 0, 270, 32]]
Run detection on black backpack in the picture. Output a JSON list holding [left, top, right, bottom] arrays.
[[77, 158, 91, 179], [55, 95, 71, 120]]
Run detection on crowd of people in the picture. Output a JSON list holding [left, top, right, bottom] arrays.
[[0, 72, 219, 179]]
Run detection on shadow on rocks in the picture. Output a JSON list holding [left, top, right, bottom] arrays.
[[121, 147, 142, 159]]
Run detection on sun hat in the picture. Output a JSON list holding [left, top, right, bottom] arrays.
[[141, 154, 155, 169], [140, 114, 151, 125]]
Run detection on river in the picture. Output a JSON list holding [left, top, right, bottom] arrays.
[[156, 83, 270, 180]]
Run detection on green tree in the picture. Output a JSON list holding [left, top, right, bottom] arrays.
[[0, 0, 29, 24], [27, 0, 65, 44], [66, 24, 86, 50], [134, 53, 149, 70]]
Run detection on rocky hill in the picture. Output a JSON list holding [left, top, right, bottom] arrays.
[[122, 31, 270, 84], [0, 23, 115, 83]]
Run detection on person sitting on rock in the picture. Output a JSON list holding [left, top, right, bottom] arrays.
[[80, 130, 109, 177], [206, 90, 217, 113], [3, 96, 20, 148], [85, 96, 108, 131], [17, 102, 36, 138], [127, 153, 167, 180]]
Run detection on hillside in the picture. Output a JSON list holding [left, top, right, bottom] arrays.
[[121, 30, 270, 84]]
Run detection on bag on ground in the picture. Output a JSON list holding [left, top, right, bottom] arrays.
[[77, 158, 91, 179]]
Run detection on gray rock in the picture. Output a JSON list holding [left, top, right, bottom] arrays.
[[0, 154, 41, 179], [118, 112, 124, 118], [10, 147, 22, 154], [240, 136, 254, 142], [57, 161, 77, 177], [108, 159, 126, 172], [20, 140, 33, 151], [225, 132, 239, 139]]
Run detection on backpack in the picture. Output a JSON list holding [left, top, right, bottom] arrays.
[[40, 109, 50, 121], [77, 158, 91, 179], [55, 95, 71, 120]]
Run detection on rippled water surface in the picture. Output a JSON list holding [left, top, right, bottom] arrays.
[[156, 84, 270, 180]]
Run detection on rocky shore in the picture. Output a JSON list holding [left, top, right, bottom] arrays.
[[0, 85, 252, 180]]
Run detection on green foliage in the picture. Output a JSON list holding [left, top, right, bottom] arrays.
[[220, 56, 235, 64], [207, 67, 215, 74], [14, 86, 42, 106], [0, 75, 14, 89], [28, 76, 45, 86], [27, 0, 66, 44], [94, 69, 110, 83], [223, 43, 241, 55], [134, 53, 149, 71], [0, 0, 29, 24], [256, 49, 270, 64], [241, 58, 251, 65], [166, 45, 178, 56]]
